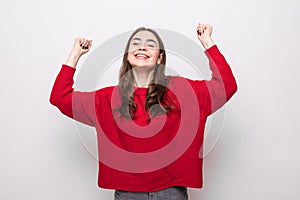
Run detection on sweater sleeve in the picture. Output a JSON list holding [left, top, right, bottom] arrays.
[[49, 64, 97, 126], [188, 45, 238, 116]]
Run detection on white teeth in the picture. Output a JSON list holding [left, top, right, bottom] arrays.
[[136, 54, 148, 58]]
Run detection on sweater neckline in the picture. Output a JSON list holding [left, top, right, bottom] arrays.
[[134, 87, 148, 95]]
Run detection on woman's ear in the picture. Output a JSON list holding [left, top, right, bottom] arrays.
[[157, 53, 163, 64]]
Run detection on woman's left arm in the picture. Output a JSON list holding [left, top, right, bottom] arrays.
[[193, 24, 238, 116]]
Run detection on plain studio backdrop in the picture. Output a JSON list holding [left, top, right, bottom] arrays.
[[0, 0, 299, 199]]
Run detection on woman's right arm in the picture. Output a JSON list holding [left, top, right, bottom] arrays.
[[49, 38, 96, 126]]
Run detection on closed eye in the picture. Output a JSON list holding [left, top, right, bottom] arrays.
[[147, 41, 156, 48]]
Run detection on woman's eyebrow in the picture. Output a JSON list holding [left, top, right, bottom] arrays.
[[146, 39, 157, 44], [132, 38, 141, 41], [132, 38, 157, 44]]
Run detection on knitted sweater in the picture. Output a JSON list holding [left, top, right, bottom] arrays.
[[50, 45, 237, 192]]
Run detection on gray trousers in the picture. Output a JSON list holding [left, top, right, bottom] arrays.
[[114, 186, 188, 200]]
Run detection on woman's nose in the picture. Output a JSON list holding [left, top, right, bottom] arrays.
[[138, 42, 147, 50]]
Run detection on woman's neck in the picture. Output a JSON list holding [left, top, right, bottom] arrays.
[[132, 66, 155, 88]]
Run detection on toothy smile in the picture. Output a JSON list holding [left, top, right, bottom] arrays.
[[134, 52, 150, 59]]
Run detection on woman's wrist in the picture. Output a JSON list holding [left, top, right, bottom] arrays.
[[201, 38, 215, 50], [65, 50, 81, 68]]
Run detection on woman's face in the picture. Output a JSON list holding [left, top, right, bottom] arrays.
[[127, 30, 162, 68]]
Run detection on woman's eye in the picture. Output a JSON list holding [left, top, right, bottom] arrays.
[[147, 42, 156, 48], [133, 42, 139, 45]]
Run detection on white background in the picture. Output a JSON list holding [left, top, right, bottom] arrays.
[[1, 0, 299, 199]]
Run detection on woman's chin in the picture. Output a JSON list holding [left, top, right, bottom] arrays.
[[133, 63, 156, 69]]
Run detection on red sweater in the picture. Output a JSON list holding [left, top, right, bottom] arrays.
[[50, 45, 237, 192]]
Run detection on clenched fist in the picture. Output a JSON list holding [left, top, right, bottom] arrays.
[[196, 23, 215, 50], [65, 37, 93, 68]]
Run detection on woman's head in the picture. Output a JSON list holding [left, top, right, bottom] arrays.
[[117, 27, 171, 119], [120, 27, 166, 77], [126, 28, 166, 68]]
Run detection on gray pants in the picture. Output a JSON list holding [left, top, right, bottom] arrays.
[[114, 186, 188, 200]]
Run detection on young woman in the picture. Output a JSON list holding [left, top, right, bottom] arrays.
[[50, 24, 237, 200]]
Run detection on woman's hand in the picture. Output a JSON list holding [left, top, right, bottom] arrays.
[[196, 23, 215, 50], [65, 37, 93, 68]]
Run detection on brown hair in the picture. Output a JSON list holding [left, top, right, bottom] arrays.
[[115, 27, 172, 119]]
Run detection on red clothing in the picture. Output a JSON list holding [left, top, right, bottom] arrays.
[[50, 45, 237, 192]]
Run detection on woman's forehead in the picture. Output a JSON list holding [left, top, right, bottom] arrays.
[[131, 30, 159, 43]]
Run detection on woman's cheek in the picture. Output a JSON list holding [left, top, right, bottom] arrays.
[[127, 54, 135, 65], [151, 54, 159, 63]]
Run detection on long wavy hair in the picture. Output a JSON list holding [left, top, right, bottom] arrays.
[[115, 27, 173, 119]]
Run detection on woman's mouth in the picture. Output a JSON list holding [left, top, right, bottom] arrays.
[[134, 52, 150, 60]]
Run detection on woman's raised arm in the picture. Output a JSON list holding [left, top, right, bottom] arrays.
[[49, 38, 97, 126], [189, 24, 238, 116]]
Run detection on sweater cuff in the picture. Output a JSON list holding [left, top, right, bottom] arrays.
[[204, 44, 219, 56], [61, 64, 76, 76]]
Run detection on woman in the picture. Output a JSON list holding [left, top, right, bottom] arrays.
[[50, 24, 237, 200]]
